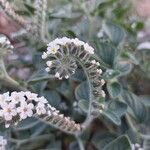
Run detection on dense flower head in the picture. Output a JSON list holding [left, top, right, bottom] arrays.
[[46, 37, 94, 55], [0, 91, 81, 133], [42, 37, 95, 79], [0, 135, 7, 150], [42, 37, 105, 98]]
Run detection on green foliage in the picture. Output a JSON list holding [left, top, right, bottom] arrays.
[[103, 21, 125, 46], [0, 0, 149, 149], [103, 100, 127, 125], [107, 81, 122, 98], [120, 91, 147, 123], [102, 135, 132, 150]]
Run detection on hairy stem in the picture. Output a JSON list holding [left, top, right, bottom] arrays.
[[0, 58, 26, 91], [126, 114, 150, 140], [74, 58, 94, 132], [75, 135, 85, 150]]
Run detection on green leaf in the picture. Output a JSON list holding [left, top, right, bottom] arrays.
[[132, 21, 144, 31], [103, 21, 125, 46], [92, 132, 116, 150], [107, 81, 122, 98], [50, 4, 81, 19], [121, 51, 139, 65], [103, 100, 127, 125], [24, 3, 35, 14], [94, 41, 117, 67], [75, 81, 90, 101], [31, 81, 47, 94], [43, 90, 61, 108], [102, 135, 132, 150], [16, 118, 40, 131], [115, 61, 132, 75], [143, 139, 150, 150], [140, 95, 150, 107], [28, 69, 51, 83], [65, 30, 76, 38], [70, 69, 86, 82], [120, 91, 147, 123], [78, 99, 89, 113], [103, 69, 120, 80]]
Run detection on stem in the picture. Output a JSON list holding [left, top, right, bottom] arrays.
[[0, 58, 26, 91], [125, 114, 137, 133], [125, 114, 150, 140], [75, 135, 85, 150], [74, 58, 94, 132], [41, 0, 48, 43]]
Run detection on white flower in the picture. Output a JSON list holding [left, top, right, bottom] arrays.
[[25, 91, 38, 101], [96, 69, 102, 74], [37, 96, 48, 103], [101, 79, 105, 86], [65, 75, 69, 79], [36, 102, 46, 115], [46, 61, 52, 67], [91, 60, 96, 64], [47, 44, 60, 54], [42, 52, 48, 59], [96, 62, 100, 66], [51, 107, 56, 111], [101, 90, 106, 98], [17, 101, 34, 119], [45, 67, 50, 72], [55, 72, 60, 78], [71, 38, 84, 46], [0, 92, 10, 104], [11, 91, 25, 104], [53, 38, 64, 45], [84, 43, 94, 54], [61, 37, 70, 45], [1, 102, 17, 121]]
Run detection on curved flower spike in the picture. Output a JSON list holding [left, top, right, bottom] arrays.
[[0, 0, 27, 27], [42, 37, 105, 99], [34, 0, 48, 41], [0, 135, 7, 150], [0, 91, 81, 134]]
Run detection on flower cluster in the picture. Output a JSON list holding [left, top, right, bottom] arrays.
[[0, 91, 81, 133], [42, 37, 94, 57], [42, 37, 105, 98], [0, 136, 7, 150], [42, 37, 94, 79], [0, 34, 14, 55], [88, 60, 106, 98]]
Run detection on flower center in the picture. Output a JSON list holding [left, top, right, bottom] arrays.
[[23, 108, 28, 112]]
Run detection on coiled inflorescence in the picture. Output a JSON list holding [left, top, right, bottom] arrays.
[[0, 91, 81, 134], [42, 37, 105, 99], [0, 34, 14, 56], [0, 135, 7, 150]]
